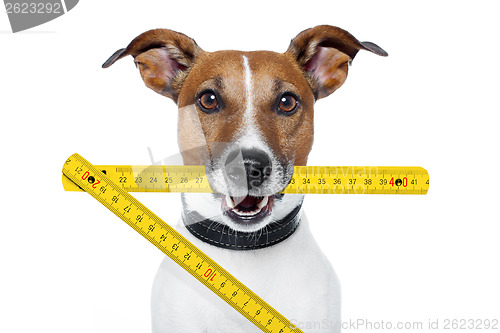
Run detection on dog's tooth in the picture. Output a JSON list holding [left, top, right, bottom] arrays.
[[237, 210, 254, 216], [225, 196, 235, 209], [257, 196, 269, 209]]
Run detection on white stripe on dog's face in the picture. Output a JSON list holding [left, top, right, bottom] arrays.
[[240, 55, 261, 141], [239, 56, 271, 154], [243, 55, 254, 126]]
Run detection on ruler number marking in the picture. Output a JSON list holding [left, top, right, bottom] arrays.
[[159, 232, 169, 242], [80, 169, 103, 189], [220, 279, 228, 289], [204, 268, 217, 281], [183, 251, 192, 262]]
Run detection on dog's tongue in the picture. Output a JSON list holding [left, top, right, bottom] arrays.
[[233, 196, 263, 210]]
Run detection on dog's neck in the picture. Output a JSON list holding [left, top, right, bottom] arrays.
[[181, 197, 302, 251]]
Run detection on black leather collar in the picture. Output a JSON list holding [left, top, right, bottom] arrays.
[[182, 203, 302, 251]]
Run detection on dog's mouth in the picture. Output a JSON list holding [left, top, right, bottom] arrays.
[[221, 194, 279, 224]]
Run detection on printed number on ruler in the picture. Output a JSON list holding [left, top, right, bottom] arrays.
[[63, 154, 304, 333]]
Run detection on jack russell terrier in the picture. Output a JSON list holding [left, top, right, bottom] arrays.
[[103, 25, 387, 333]]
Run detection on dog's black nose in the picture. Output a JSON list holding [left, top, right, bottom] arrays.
[[225, 149, 272, 191]]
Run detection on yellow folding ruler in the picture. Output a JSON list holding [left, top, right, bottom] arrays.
[[63, 164, 429, 194], [62, 153, 429, 333]]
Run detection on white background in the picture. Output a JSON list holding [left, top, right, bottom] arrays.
[[1, 1, 499, 332]]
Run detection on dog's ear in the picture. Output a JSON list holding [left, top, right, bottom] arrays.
[[102, 29, 203, 102], [286, 25, 387, 100]]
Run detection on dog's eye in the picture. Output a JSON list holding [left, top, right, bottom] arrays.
[[277, 93, 298, 114], [197, 90, 219, 113]]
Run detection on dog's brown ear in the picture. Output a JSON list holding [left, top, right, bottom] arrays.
[[103, 29, 203, 102], [286, 25, 387, 100]]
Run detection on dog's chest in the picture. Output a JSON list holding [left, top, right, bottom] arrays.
[[151, 215, 341, 332]]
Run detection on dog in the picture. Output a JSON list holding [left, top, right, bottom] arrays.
[[103, 25, 387, 333]]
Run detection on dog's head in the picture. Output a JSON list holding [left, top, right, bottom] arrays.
[[104, 26, 387, 232]]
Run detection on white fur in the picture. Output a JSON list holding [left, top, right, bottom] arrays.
[[242, 55, 254, 126], [152, 214, 341, 333]]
